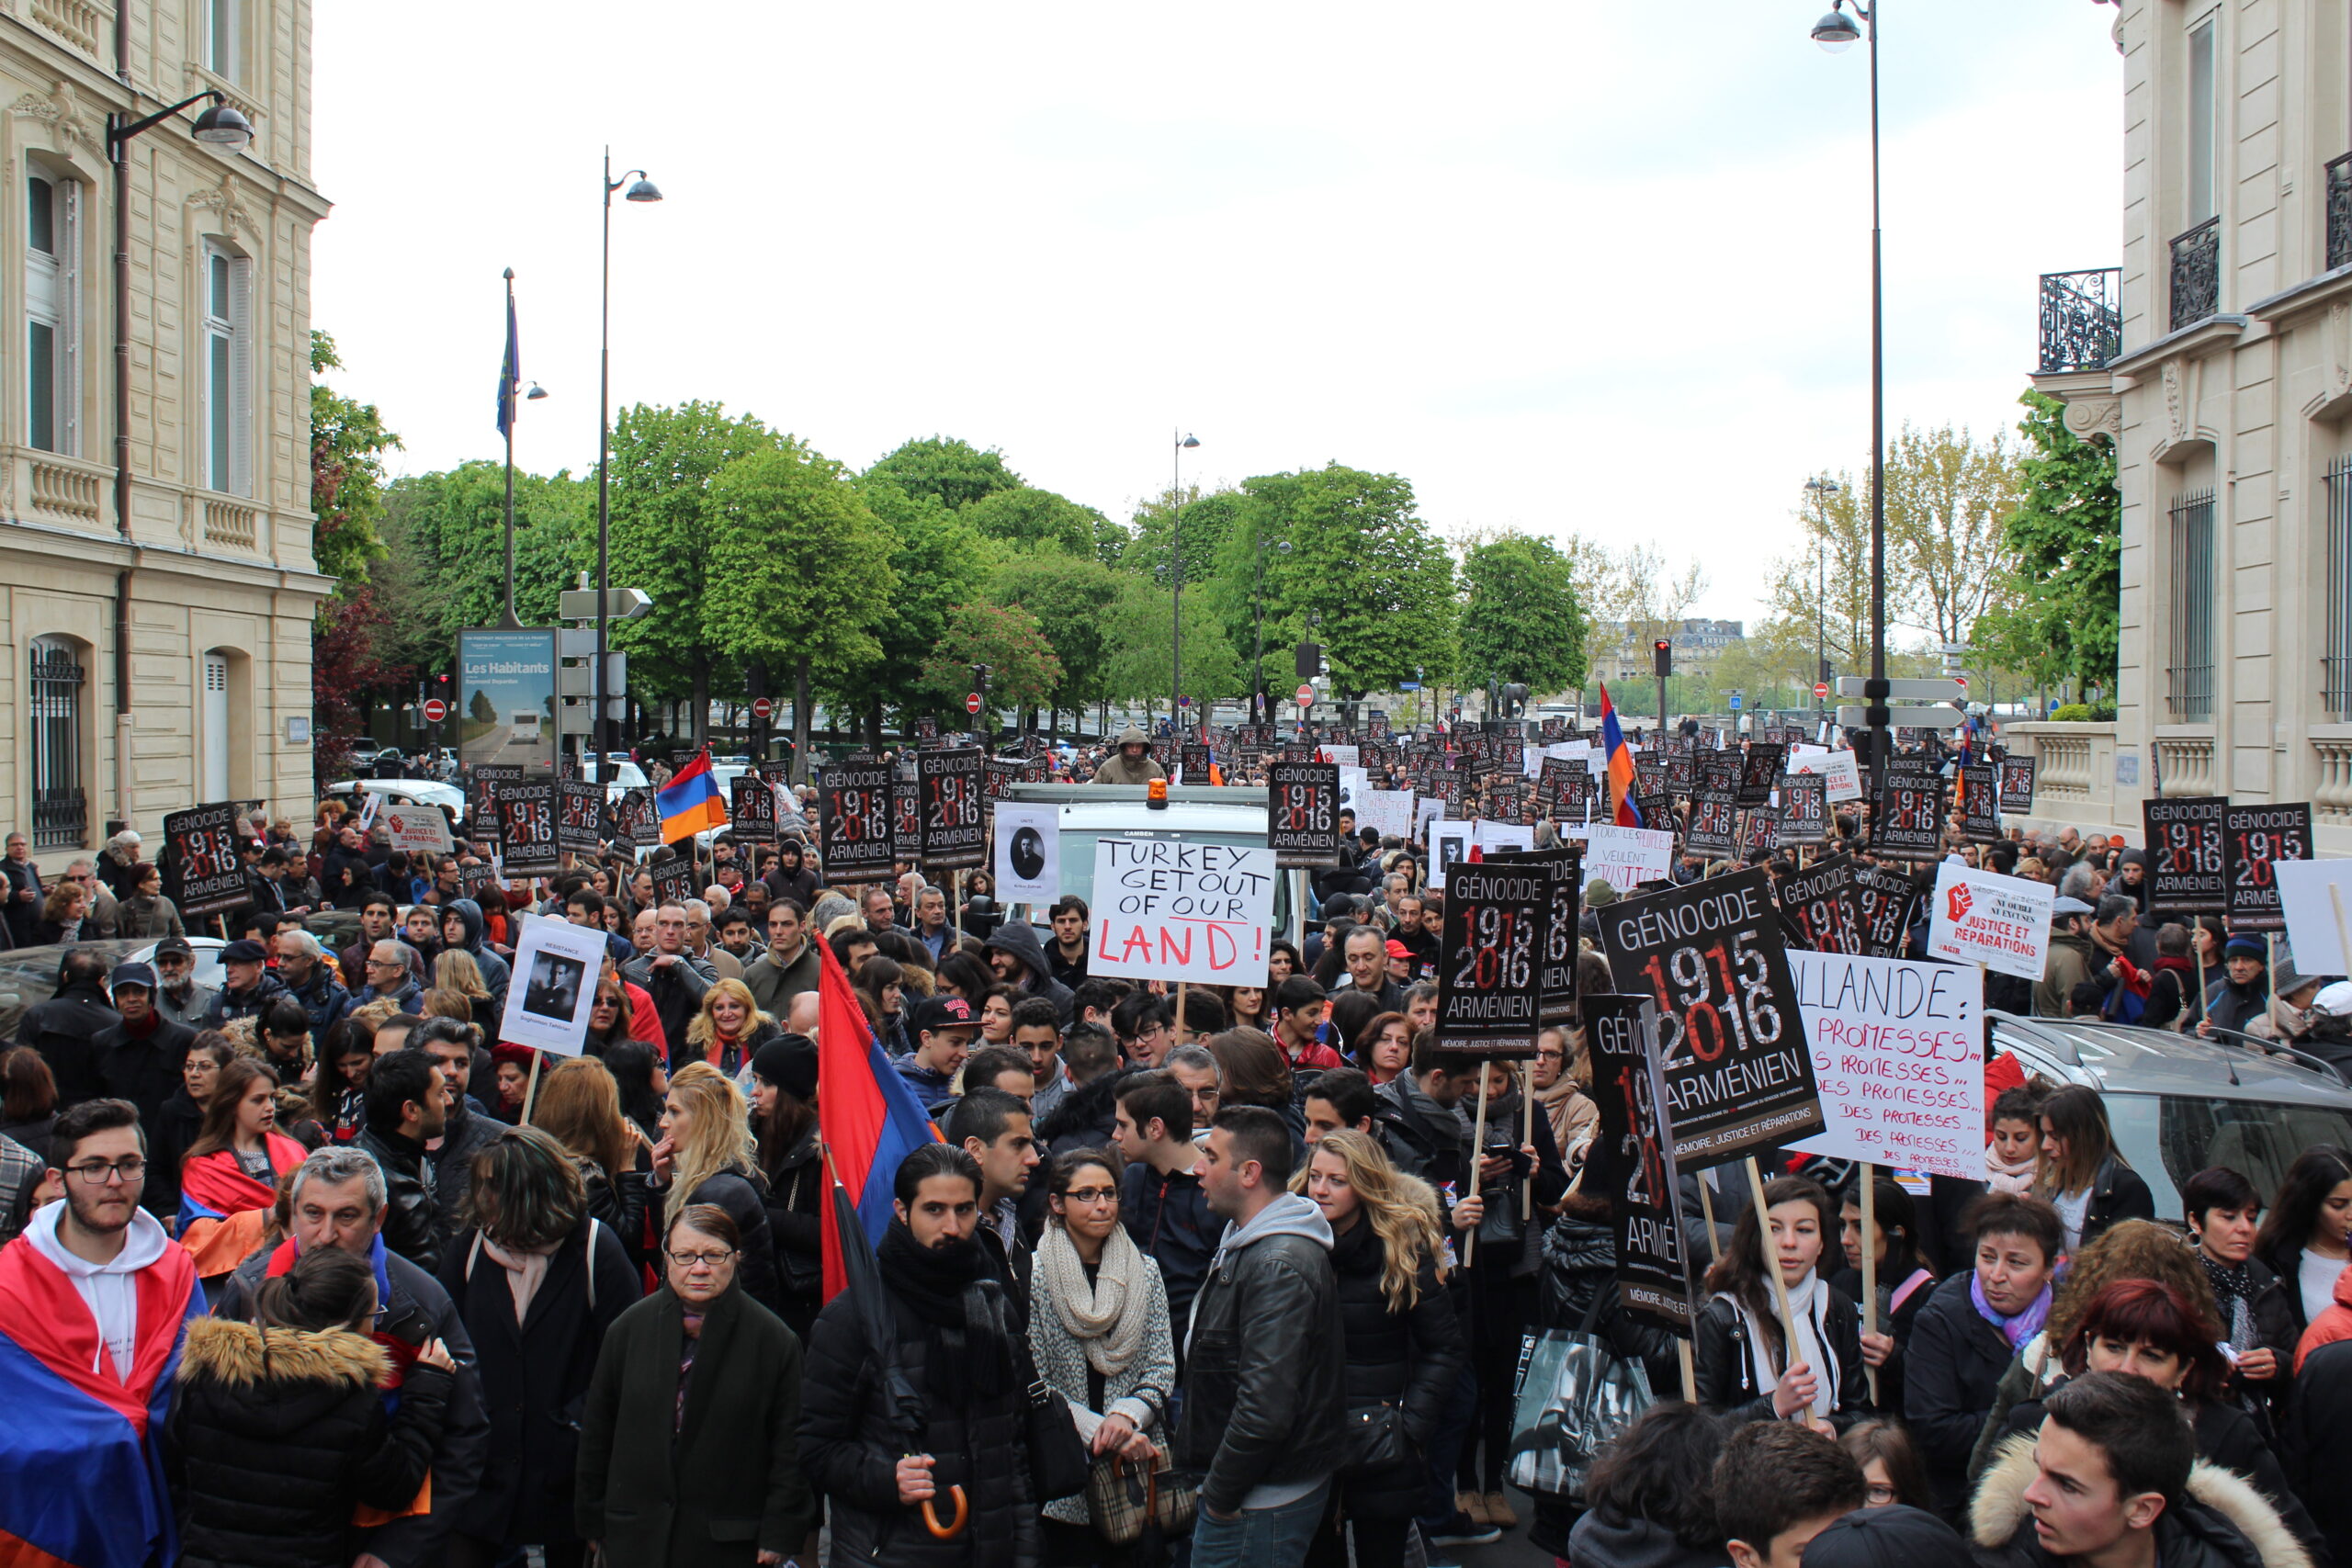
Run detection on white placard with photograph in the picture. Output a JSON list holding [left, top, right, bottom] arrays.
[[496, 917, 609, 1057], [994, 803, 1060, 907]]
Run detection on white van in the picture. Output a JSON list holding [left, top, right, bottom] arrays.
[[999, 783, 1298, 946], [510, 711, 543, 741]]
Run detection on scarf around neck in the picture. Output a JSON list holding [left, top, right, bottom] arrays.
[[1971, 1270, 2053, 1348], [1035, 1222, 1150, 1378], [2199, 1251, 2257, 1348], [877, 1218, 1016, 1404], [1719, 1270, 1836, 1420]]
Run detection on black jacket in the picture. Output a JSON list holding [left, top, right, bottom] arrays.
[[981, 921, 1075, 1026], [580, 1146, 654, 1275], [357, 1125, 443, 1276], [93, 1011, 196, 1135], [2076, 1155, 2156, 1248], [1121, 1156, 1216, 1333], [759, 1123, 824, 1339], [2262, 1243, 2333, 1344], [438, 1218, 640, 1550], [1372, 1074, 1469, 1205], [618, 950, 716, 1060], [1034, 1065, 1127, 1159], [147, 1084, 206, 1220], [1329, 1213, 1462, 1468], [201, 967, 291, 1030], [1691, 1288, 1868, 1428], [799, 1275, 1042, 1568], [19, 981, 120, 1107], [1540, 1214, 1682, 1393], [428, 1100, 504, 1247], [1906, 1269, 2028, 1517], [171, 1317, 453, 1568], [577, 1284, 817, 1568], [1173, 1197, 1349, 1517], [2283, 1337, 2352, 1567]]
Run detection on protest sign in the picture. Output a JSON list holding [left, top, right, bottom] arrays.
[[648, 855, 698, 908], [558, 779, 605, 854], [1788, 952, 1984, 1179], [618, 789, 660, 849], [1089, 835, 1275, 986], [1415, 796, 1446, 840], [1926, 862, 2054, 980], [1437, 860, 1549, 1055], [983, 756, 1024, 806], [1491, 845, 1584, 1028], [758, 760, 794, 788], [1474, 819, 1534, 857], [1663, 746, 1693, 796], [891, 779, 922, 863], [1684, 783, 1739, 860], [993, 803, 1059, 906], [1537, 756, 1583, 820], [1737, 744, 1786, 808], [1775, 852, 1864, 955], [1430, 821, 1474, 889], [1789, 746, 1862, 804], [2143, 796, 2228, 915], [162, 803, 249, 920], [1597, 867, 1824, 1168], [1779, 774, 1828, 847], [460, 861, 501, 898], [816, 761, 897, 883], [916, 748, 987, 871], [1581, 992, 1699, 1334], [1356, 788, 1417, 841], [1320, 744, 1361, 769], [2278, 860, 2352, 975], [2222, 803, 2312, 932], [498, 781, 560, 876], [1871, 765, 1944, 860], [497, 917, 609, 1057], [379, 801, 452, 856], [1740, 807, 1780, 856], [1959, 764, 2002, 844], [1852, 864, 1919, 959], [470, 763, 524, 828], [1583, 824, 1675, 897], [1268, 761, 1343, 869], [1997, 758, 2037, 814]]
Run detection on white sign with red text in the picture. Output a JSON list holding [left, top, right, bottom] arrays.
[[1089, 834, 1274, 986], [1926, 863, 2053, 980], [1790, 745, 1864, 804], [1788, 950, 1984, 1180], [1580, 823, 1675, 896], [380, 803, 451, 854]]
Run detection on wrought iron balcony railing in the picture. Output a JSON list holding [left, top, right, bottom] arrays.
[[2170, 217, 2221, 331], [2037, 267, 2121, 372]]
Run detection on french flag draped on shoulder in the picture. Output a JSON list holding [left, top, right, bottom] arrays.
[[1598, 682, 1645, 829], [0, 1204, 202, 1568], [655, 746, 729, 841], [815, 933, 942, 1301]]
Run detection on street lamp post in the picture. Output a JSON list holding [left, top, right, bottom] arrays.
[[596, 150, 662, 765], [1170, 432, 1198, 732], [1811, 1, 1889, 802], [1804, 476, 1841, 724], [496, 268, 548, 630]]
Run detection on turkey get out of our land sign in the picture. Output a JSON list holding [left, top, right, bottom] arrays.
[[1089, 834, 1275, 987]]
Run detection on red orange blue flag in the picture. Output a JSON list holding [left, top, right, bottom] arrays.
[[1599, 682, 1645, 829]]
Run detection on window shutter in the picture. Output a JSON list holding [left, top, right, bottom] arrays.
[[61, 178, 78, 456], [229, 254, 253, 496]]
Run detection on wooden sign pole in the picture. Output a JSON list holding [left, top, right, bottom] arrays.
[[1860, 1163, 1881, 1408], [1521, 1059, 1536, 1215], [1741, 1155, 1804, 1403], [1463, 1066, 1492, 1269]]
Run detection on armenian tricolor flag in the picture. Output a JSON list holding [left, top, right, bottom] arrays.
[[655, 747, 729, 841], [1598, 682, 1645, 829], [0, 1213, 202, 1568], [815, 935, 943, 1301]]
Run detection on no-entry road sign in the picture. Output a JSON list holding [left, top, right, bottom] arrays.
[[1295, 683, 1316, 706], [966, 693, 984, 715], [422, 698, 447, 723]]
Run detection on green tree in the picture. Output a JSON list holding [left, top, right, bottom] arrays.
[[378, 464, 594, 637], [1976, 389, 2121, 694], [922, 603, 1063, 715], [819, 479, 993, 748], [606, 401, 782, 742], [864, 436, 1023, 513], [1458, 533, 1589, 694], [993, 551, 1125, 735], [1102, 577, 1244, 724], [1757, 475, 1871, 684], [961, 485, 1109, 558], [1883, 422, 2026, 649], [469, 688, 495, 725], [308, 332, 404, 773], [702, 443, 899, 779], [1126, 486, 1245, 598]]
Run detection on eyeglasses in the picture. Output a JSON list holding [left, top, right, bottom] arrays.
[[1864, 1483, 1897, 1506], [66, 1157, 146, 1184], [665, 1247, 736, 1269], [1063, 1187, 1120, 1206]]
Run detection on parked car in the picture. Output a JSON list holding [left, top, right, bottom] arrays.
[[326, 778, 469, 827], [1989, 1011, 2352, 1217]]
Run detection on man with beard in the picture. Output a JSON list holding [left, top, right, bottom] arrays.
[[340, 892, 401, 989], [0, 1098, 202, 1568], [354, 1047, 447, 1274], [799, 1143, 1043, 1565]]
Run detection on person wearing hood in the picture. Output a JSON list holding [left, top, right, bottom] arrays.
[[1092, 724, 1167, 785], [1566, 1403, 1733, 1568], [763, 839, 820, 908], [2035, 899, 2099, 1020], [1970, 1372, 2307, 1568], [438, 899, 511, 1010], [2114, 848, 2154, 916], [2201, 938, 2274, 1040], [983, 918, 1076, 1026], [1176, 1104, 1346, 1568]]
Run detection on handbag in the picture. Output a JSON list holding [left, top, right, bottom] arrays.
[[1506, 1285, 1655, 1502], [1088, 1445, 1198, 1547], [1025, 1378, 1092, 1502], [1340, 1398, 1409, 1472]]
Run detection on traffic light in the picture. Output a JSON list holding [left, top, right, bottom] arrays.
[[1294, 641, 1323, 680], [1652, 639, 1672, 678], [970, 663, 990, 695]]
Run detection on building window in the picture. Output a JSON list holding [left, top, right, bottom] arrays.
[[204, 0, 237, 79], [2187, 16, 2217, 223], [2327, 456, 2352, 719], [202, 243, 251, 494], [28, 636, 85, 850], [26, 173, 79, 456], [2167, 488, 2217, 722]]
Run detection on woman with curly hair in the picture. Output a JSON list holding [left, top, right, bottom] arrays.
[[432, 950, 500, 1035]]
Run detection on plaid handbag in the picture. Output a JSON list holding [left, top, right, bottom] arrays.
[[1087, 1447, 1198, 1547]]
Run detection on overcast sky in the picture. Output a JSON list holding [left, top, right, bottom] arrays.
[[311, 2, 2123, 626]]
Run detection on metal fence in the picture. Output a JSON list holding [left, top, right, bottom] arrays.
[[2038, 268, 2122, 372]]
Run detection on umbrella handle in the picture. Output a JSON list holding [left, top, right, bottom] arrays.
[[922, 1485, 969, 1540]]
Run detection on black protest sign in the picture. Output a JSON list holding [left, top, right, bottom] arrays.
[[1740, 807, 1780, 855], [1665, 746, 1694, 795], [817, 762, 897, 882], [1268, 761, 1343, 868], [470, 763, 524, 827], [1960, 764, 2002, 844], [1149, 739, 1178, 774], [1685, 783, 1740, 861], [1763, 726, 1804, 747], [1581, 992, 1699, 1336], [2143, 796, 2228, 915], [1459, 733, 1491, 765], [1997, 758, 2037, 814], [1490, 845, 1584, 1029], [912, 716, 938, 743], [2222, 803, 2313, 932], [1489, 776, 1529, 826], [1872, 761, 1944, 860], [161, 803, 249, 919], [557, 780, 605, 853], [620, 789, 660, 849], [891, 779, 922, 862], [1181, 745, 1212, 780], [648, 855, 699, 908], [498, 781, 560, 875], [1780, 773, 1828, 846], [1538, 756, 1586, 820], [1852, 863, 1919, 958], [1633, 751, 1666, 805], [983, 757, 1023, 805], [1498, 737, 1525, 773], [1539, 716, 1565, 740], [916, 748, 987, 870], [758, 760, 794, 787], [1437, 860, 1548, 1055], [729, 775, 778, 845], [1021, 754, 1052, 784], [1737, 744, 1786, 808], [1775, 852, 1865, 954], [460, 861, 501, 898], [1432, 772, 1464, 810], [1595, 867, 1824, 1170]]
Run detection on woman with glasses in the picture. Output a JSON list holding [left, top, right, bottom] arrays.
[[576, 1202, 817, 1568], [440, 1125, 639, 1568], [650, 1062, 785, 1320], [1028, 1147, 1174, 1566]]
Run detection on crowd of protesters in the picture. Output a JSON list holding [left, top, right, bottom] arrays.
[[0, 717, 2348, 1568]]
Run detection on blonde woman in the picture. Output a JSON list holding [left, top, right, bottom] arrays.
[[1294, 1129, 1464, 1568], [684, 977, 782, 1078], [432, 949, 499, 1034], [650, 1061, 783, 1317], [533, 1055, 654, 1272]]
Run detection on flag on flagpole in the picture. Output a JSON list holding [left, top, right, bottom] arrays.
[[814, 934, 942, 1301], [495, 287, 520, 439], [1599, 682, 1645, 829], [654, 747, 729, 841]]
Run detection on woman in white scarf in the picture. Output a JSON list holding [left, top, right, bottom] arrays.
[[1027, 1148, 1178, 1547], [1690, 1176, 1869, 1433]]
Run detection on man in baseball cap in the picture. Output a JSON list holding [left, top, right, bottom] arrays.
[[92, 962, 197, 1210], [894, 995, 977, 1106], [2035, 897, 2100, 1020], [149, 934, 215, 1027]]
